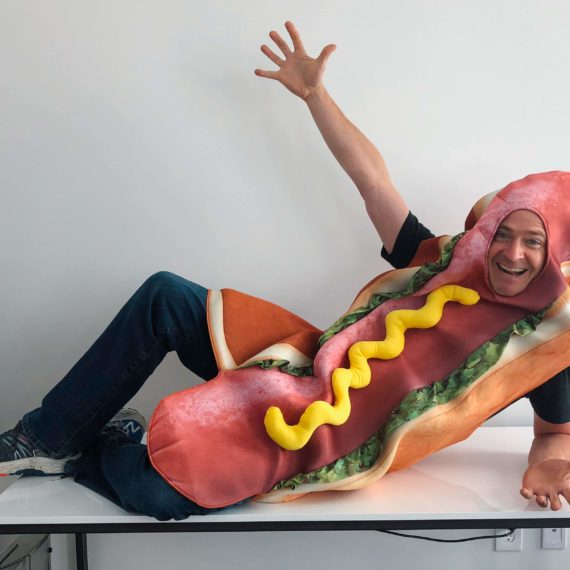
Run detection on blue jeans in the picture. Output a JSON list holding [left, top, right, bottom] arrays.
[[20, 272, 224, 520]]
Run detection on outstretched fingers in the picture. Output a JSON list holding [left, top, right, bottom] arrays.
[[260, 44, 284, 67], [285, 21, 306, 53], [254, 68, 278, 80], [269, 30, 292, 57], [256, 25, 294, 81]]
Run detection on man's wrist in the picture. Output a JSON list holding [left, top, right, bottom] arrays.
[[529, 433, 570, 465], [304, 84, 327, 105]]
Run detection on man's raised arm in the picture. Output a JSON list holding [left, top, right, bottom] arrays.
[[255, 21, 408, 253]]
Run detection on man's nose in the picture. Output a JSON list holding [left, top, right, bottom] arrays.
[[504, 239, 525, 261]]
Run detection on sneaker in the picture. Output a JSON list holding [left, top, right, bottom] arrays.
[[0, 409, 147, 477], [101, 408, 147, 443], [0, 422, 77, 476]]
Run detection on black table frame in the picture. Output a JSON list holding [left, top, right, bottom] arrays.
[[2, 517, 570, 570]]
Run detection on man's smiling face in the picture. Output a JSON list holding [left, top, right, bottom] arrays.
[[487, 210, 547, 297]]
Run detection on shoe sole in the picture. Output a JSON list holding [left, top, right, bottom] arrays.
[[0, 454, 79, 476]]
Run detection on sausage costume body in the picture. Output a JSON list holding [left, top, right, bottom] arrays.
[[148, 171, 570, 509]]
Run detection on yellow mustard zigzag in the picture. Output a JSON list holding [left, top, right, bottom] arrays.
[[264, 284, 480, 451]]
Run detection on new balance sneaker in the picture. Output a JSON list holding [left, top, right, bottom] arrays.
[[0, 422, 77, 476], [0, 409, 146, 477], [101, 408, 147, 443]]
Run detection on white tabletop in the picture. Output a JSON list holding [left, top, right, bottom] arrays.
[[0, 426, 569, 530]]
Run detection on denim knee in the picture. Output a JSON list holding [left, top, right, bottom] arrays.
[[143, 271, 184, 291], [142, 271, 207, 298]]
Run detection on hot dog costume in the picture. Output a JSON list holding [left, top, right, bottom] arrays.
[[148, 171, 570, 508]]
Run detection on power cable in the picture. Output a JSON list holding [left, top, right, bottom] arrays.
[[376, 528, 514, 543]]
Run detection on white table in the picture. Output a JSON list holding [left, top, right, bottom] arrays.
[[1, 427, 569, 569]]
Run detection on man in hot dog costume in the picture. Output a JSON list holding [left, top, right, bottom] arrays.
[[0, 22, 568, 519]]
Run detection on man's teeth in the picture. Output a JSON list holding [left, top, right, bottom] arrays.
[[497, 263, 527, 276]]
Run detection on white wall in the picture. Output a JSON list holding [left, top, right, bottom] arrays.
[[85, 530, 569, 570], [2, 0, 569, 428], [2, 0, 568, 426], [1, 1, 569, 568]]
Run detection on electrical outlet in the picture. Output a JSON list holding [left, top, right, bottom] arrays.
[[542, 528, 566, 549], [494, 528, 523, 551]]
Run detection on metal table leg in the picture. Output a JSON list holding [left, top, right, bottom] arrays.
[[75, 533, 88, 570]]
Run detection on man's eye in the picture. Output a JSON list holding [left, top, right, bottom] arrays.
[[495, 231, 509, 240], [527, 239, 544, 248]]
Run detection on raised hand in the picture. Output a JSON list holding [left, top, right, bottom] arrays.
[[520, 459, 570, 510], [254, 21, 336, 100]]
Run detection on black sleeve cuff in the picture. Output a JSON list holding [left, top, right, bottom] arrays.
[[381, 211, 435, 269], [526, 368, 570, 424]]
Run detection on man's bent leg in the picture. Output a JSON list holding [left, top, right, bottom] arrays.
[[21, 272, 218, 458], [65, 432, 221, 520]]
